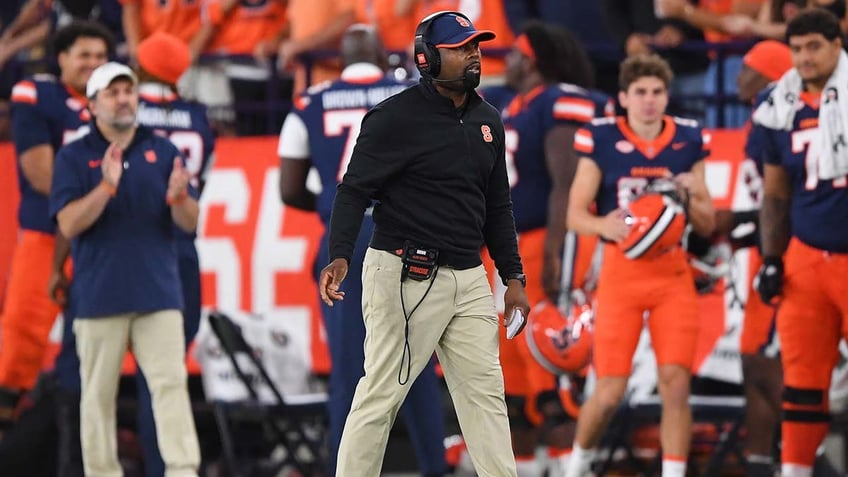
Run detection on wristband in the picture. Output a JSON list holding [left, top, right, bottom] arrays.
[[99, 179, 117, 197], [166, 189, 189, 206]]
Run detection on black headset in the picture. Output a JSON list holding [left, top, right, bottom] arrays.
[[413, 10, 472, 79]]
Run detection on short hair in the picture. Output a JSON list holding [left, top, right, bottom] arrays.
[[52, 20, 115, 58], [522, 20, 594, 88], [618, 54, 673, 91], [785, 8, 842, 42]]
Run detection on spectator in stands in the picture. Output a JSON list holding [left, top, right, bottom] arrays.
[[280, 0, 356, 94], [49, 61, 200, 477], [656, 0, 764, 127], [0, 0, 50, 73], [601, 0, 710, 121], [121, 0, 202, 61], [278, 24, 449, 475], [1, 19, 111, 438], [189, 0, 290, 136]]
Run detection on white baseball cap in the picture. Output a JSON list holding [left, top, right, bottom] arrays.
[[86, 62, 137, 98]]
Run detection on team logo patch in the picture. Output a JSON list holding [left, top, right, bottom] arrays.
[[481, 125, 493, 142], [615, 140, 634, 154], [79, 109, 91, 121], [455, 15, 470, 27], [88, 159, 102, 168], [145, 150, 157, 163]]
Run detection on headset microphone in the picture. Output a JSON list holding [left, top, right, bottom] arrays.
[[430, 75, 466, 83]]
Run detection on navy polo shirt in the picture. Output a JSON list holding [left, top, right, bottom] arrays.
[[49, 124, 199, 318]]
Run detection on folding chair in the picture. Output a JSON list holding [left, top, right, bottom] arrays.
[[206, 311, 328, 477]]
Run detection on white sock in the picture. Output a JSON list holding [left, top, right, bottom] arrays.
[[661, 457, 686, 477], [515, 455, 541, 477], [547, 448, 572, 477], [781, 463, 813, 477], [563, 444, 595, 477], [747, 454, 773, 464]]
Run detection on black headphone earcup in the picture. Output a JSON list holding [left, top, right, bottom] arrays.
[[425, 43, 440, 78]]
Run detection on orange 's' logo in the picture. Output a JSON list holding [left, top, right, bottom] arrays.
[[481, 125, 493, 143]]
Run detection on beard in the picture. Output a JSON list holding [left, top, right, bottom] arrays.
[[462, 67, 481, 91], [436, 65, 481, 92]]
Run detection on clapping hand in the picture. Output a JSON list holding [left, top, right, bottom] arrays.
[[167, 157, 190, 203], [101, 142, 123, 188]]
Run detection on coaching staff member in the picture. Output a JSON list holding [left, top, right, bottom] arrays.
[[49, 62, 201, 477], [318, 10, 530, 477]]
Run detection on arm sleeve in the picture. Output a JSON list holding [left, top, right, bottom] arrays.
[[277, 110, 310, 159], [328, 107, 410, 263], [483, 122, 523, 282], [699, 129, 711, 160], [761, 127, 782, 166], [49, 148, 84, 222], [11, 83, 52, 155], [552, 95, 596, 127]]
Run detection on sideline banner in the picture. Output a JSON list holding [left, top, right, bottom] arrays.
[[0, 129, 752, 380]]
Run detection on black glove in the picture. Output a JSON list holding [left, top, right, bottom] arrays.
[[755, 255, 783, 304]]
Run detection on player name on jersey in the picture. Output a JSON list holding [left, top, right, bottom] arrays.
[[319, 85, 408, 110], [137, 102, 193, 129]]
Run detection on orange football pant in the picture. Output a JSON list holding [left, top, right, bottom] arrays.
[[778, 238, 848, 468], [739, 248, 778, 355], [496, 229, 596, 424], [0, 230, 61, 391], [593, 245, 699, 378]]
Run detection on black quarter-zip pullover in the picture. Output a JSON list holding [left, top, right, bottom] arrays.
[[328, 79, 523, 282]]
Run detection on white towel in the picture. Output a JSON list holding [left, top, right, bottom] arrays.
[[753, 50, 848, 180]]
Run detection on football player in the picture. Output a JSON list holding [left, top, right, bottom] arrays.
[[496, 21, 610, 476], [753, 9, 848, 476], [565, 54, 715, 477], [2, 20, 112, 432]]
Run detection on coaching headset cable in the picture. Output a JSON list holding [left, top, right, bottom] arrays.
[[398, 266, 439, 386]]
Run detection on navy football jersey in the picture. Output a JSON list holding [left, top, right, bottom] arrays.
[[503, 83, 613, 232], [136, 83, 216, 241], [136, 83, 215, 193], [575, 116, 710, 216], [277, 63, 410, 223], [758, 87, 848, 253], [11, 75, 91, 233]]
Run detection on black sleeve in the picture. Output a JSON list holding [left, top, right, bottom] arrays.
[[328, 106, 410, 263], [600, 0, 635, 46], [482, 121, 523, 283]]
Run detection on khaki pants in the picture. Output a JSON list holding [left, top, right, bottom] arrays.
[[336, 249, 516, 476], [74, 310, 200, 477]]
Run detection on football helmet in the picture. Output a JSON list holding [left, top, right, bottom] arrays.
[[619, 185, 687, 260], [524, 290, 594, 375]]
